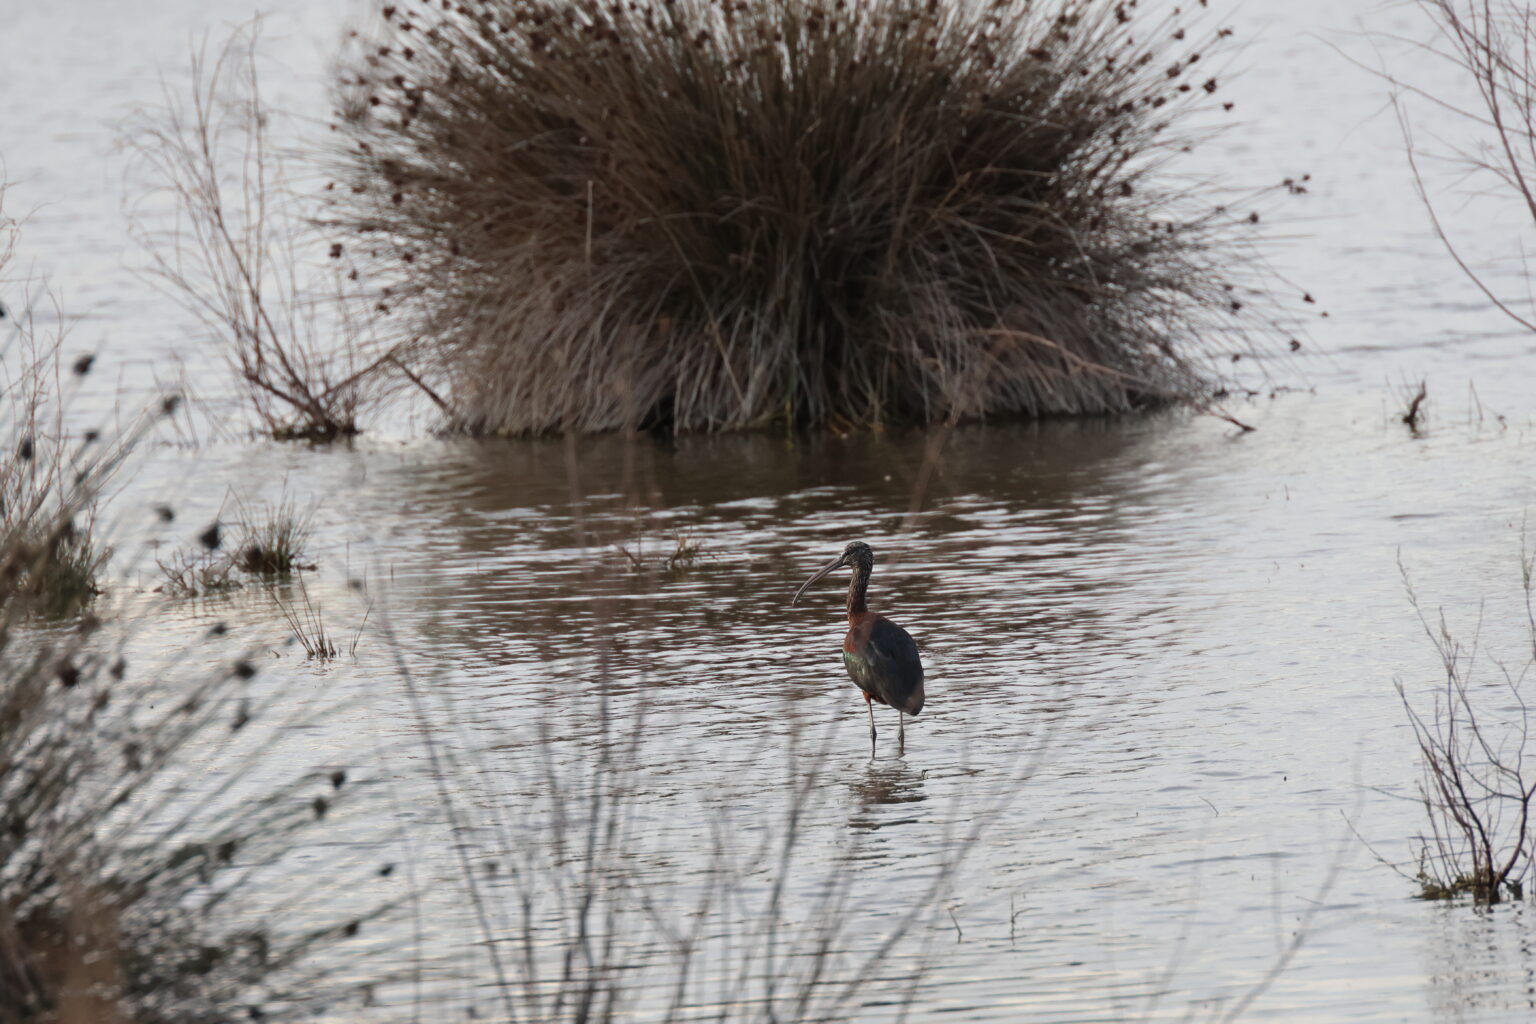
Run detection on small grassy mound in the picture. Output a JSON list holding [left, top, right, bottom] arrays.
[[333, 0, 1264, 434], [0, 518, 104, 620]]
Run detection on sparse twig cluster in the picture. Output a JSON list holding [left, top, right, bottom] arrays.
[[1403, 0, 1536, 331], [1398, 549, 1536, 903], [613, 530, 704, 575], [332, 0, 1272, 435], [272, 573, 342, 661], [126, 25, 406, 442]]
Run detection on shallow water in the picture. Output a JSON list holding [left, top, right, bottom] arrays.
[[8, 0, 1536, 1020]]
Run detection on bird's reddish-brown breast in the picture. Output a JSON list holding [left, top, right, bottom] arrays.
[[843, 611, 880, 652]]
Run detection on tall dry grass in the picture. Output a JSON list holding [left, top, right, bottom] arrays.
[[1, 477, 397, 1020], [1, 189, 113, 621], [3, 191, 397, 1020], [331, 0, 1268, 435]]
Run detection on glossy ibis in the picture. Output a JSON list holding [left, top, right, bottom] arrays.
[[792, 541, 924, 756]]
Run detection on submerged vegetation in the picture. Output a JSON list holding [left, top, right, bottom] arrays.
[[331, 0, 1270, 435]]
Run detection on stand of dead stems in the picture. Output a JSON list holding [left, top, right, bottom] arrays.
[[1398, 548, 1536, 903]]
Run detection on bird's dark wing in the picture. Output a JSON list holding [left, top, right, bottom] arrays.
[[846, 616, 925, 715]]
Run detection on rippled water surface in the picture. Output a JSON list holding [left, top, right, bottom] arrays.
[[8, 0, 1536, 1020]]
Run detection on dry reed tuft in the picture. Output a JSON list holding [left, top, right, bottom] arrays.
[[331, 0, 1268, 435], [234, 498, 316, 577], [272, 574, 342, 660], [157, 496, 316, 596]]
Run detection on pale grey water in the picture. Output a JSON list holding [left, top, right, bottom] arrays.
[[7, 0, 1536, 1021]]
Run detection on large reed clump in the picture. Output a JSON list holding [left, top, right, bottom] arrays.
[[331, 0, 1261, 435]]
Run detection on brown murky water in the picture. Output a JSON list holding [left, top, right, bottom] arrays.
[[9, 0, 1536, 1020]]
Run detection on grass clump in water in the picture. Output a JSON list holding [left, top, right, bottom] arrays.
[[158, 500, 316, 596], [332, 0, 1271, 435], [235, 500, 316, 577], [0, 515, 106, 620]]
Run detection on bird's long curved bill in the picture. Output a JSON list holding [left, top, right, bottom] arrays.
[[791, 555, 845, 606]]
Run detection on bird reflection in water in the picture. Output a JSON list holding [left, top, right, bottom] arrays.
[[848, 760, 927, 831]]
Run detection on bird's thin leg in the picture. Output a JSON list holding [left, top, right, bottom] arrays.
[[898, 711, 905, 754], [865, 693, 877, 758]]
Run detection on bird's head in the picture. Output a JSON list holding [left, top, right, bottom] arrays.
[[791, 541, 874, 606]]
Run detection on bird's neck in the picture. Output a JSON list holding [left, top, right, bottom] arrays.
[[846, 564, 870, 618]]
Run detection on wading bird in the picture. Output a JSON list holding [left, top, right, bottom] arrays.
[[792, 541, 924, 756]]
